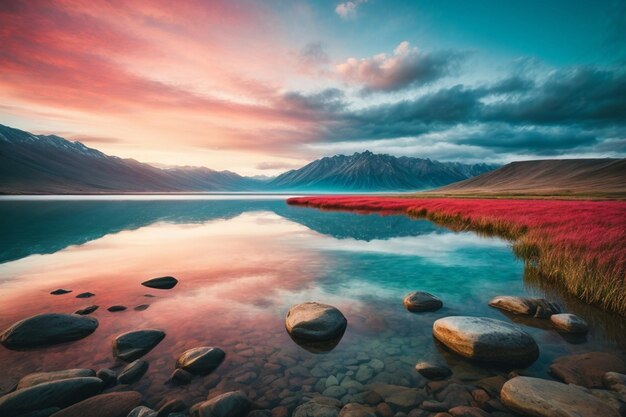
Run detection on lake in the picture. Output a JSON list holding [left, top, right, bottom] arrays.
[[0, 196, 624, 410]]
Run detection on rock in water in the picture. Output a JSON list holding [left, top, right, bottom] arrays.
[[49, 391, 142, 417], [501, 376, 620, 417], [414, 362, 452, 380], [549, 352, 626, 388], [403, 292, 443, 312], [107, 305, 127, 312], [176, 346, 225, 375], [0, 377, 103, 416], [141, 276, 178, 289], [117, 360, 149, 384], [550, 313, 588, 334], [488, 296, 561, 318], [75, 305, 99, 315], [432, 316, 539, 365], [16, 369, 96, 390], [112, 329, 166, 362], [50, 289, 72, 295], [190, 391, 250, 417], [292, 398, 341, 417], [285, 302, 347, 341], [338, 404, 376, 417], [128, 406, 158, 417], [0, 313, 98, 349], [76, 292, 95, 298]]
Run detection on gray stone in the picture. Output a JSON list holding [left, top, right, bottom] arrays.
[[323, 386, 347, 399], [550, 313, 588, 334], [285, 302, 347, 341], [366, 384, 426, 412], [432, 316, 539, 365], [141, 276, 178, 289], [293, 399, 340, 417], [0, 313, 98, 349], [96, 368, 117, 387], [488, 296, 560, 318], [190, 391, 250, 417], [414, 362, 451, 380], [16, 369, 96, 390], [176, 346, 225, 375], [355, 366, 374, 383], [338, 404, 376, 417], [0, 377, 103, 416], [501, 376, 620, 417], [117, 360, 149, 384], [112, 329, 166, 362], [49, 391, 142, 417], [402, 292, 443, 312]]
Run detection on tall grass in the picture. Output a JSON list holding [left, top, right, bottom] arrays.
[[287, 196, 626, 315]]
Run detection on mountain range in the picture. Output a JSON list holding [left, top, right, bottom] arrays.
[[0, 124, 497, 193]]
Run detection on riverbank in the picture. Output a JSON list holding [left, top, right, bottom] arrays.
[[287, 196, 626, 315]]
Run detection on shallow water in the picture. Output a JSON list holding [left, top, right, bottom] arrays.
[[0, 197, 624, 410]]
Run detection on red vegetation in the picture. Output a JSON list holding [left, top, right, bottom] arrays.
[[288, 196, 626, 314]]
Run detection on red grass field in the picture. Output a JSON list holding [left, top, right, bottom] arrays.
[[288, 196, 626, 314]]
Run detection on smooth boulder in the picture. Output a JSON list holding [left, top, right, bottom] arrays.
[[49, 391, 142, 417], [549, 352, 626, 388], [112, 329, 166, 362], [141, 276, 178, 289], [489, 296, 561, 318], [16, 368, 96, 390], [0, 377, 103, 416], [190, 391, 250, 417], [176, 346, 225, 375], [550, 313, 588, 334], [432, 316, 539, 365], [285, 302, 347, 341], [403, 292, 443, 312], [0, 313, 98, 349], [117, 360, 149, 384], [501, 376, 620, 417]]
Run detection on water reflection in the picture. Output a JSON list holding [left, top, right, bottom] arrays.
[[0, 198, 623, 409]]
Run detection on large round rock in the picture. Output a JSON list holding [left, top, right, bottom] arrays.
[[501, 376, 620, 417], [403, 292, 443, 312], [190, 391, 250, 417], [112, 329, 166, 362], [176, 346, 226, 375], [49, 391, 142, 417], [433, 316, 539, 365], [0, 313, 98, 349], [285, 302, 347, 341]]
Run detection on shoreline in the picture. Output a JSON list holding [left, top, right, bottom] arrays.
[[287, 195, 626, 316]]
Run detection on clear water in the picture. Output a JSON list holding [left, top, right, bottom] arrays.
[[0, 197, 624, 409]]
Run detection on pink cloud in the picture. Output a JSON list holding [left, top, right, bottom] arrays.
[[335, 0, 367, 19]]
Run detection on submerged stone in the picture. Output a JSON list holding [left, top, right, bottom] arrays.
[[402, 291, 443, 312], [141, 276, 178, 289], [549, 352, 626, 388], [16, 368, 96, 390], [432, 316, 539, 365], [285, 302, 347, 341], [176, 346, 225, 375], [190, 391, 250, 417], [550, 313, 588, 334], [489, 296, 561, 318], [49, 391, 142, 417], [117, 360, 149, 384], [112, 329, 165, 362], [0, 313, 98, 349]]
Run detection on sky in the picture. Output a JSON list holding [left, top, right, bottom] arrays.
[[1, 0, 625, 175]]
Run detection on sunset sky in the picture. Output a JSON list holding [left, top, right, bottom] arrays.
[[1, 0, 625, 175]]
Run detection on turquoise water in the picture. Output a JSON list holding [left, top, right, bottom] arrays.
[[0, 197, 623, 408]]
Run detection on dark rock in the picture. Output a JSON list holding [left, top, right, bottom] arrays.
[[0, 313, 98, 349], [420, 401, 447, 412], [134, 304, 150, 311], [432, 316, 539, 365], [366, 384, 426, 412], [176, 346, 225, 375], [49, 391, 142, 417], [0, 377, 103, 416], [414, 362, 451, 380], [127, 406, 158, 417], [50, 289, 71, 295], [170, 368, 193, 384], [501, 376, 620, 417], [76, 292, 95, 298], [190, 391, 250, 417], [447, 406, 490, 417], [363, 391, 383, 405], [18, 407, 62, 417], [375, 403, 393, 417], [117, 360, 149, 384], [141, 276, 178, 290], [402, 292, 443, 312], [488, 296, 561, 318], [247, 411, 272, 417], [285, 302, 347, 341], [549, 352, 626, 388], [157, 398, 186, 417], [96, 368, 117, 387], [292, 398, 340, 417], [16, 369, 96, 390], [112, 329, 166, 362], [75, 305, 99, 315], [338, 404, 376, 417], [550, 313, 588, 334], [271, 406, 289, 417], [107, 306, 127, 312]]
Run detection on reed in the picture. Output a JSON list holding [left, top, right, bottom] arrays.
[[287, 196, 626, 315]]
